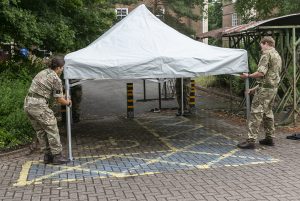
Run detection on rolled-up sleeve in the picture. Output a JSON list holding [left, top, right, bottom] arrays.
[[257, 54, 270, 75]]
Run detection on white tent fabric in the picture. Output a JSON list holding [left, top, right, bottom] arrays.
[[64, 4, 248, 79]]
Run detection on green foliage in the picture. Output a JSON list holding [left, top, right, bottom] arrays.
[[0, 60, 44, 150], [0, 0, 116, 52], [148, 0, 207, 37], [164, 13, 196, 36], [235, 0, 300, 22], [214, 75, 245, 96], [195, 75, 217, 87], [207, 0, 222, 46], [208, 0, 222, 31]]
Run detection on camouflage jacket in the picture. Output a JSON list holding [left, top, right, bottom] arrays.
[[256, 47, 282, 88], [28, 68, 63, 99]]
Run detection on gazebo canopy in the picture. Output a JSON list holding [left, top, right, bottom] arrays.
[[64, 4, 248, 80]]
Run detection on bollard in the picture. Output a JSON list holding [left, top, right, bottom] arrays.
[[189, 80, 196, 108], [127, 83, 134, 118]]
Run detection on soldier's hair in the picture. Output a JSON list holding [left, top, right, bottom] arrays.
[[49, 56, 65, 70], [260, 36, 275, 47]]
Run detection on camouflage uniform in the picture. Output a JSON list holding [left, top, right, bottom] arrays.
[[175, 78, 191, 112], [24, 68, 64, 155], [248, 47, 282, 141]]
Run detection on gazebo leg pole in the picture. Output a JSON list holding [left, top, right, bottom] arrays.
[[65, 79, 73, 161], [158, 82, 162, 109], [143, 79, 146, 101], [181, 77, 184, 115], [245, 77, 250, 124], [293, 28, 297, 126]]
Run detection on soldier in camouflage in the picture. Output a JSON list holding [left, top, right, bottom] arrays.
[[238, 36, 282, 149], [175, 78, 191, 116], [24, 56, 72, 164]]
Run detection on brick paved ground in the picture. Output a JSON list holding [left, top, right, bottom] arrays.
[[1, 89, 300, 201]]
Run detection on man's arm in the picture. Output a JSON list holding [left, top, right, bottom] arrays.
[[240, 72, 264, 79]]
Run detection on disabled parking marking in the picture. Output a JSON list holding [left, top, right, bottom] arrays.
[[14, 114, 279, 186]]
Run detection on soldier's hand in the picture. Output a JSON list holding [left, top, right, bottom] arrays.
[[67, 99, 72, 107], [240, 73, 249, 79]]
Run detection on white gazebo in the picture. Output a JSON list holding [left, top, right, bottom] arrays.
[[64, 4, 249, 160]]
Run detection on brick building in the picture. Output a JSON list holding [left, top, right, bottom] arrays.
[[222, 0, 240, 28]]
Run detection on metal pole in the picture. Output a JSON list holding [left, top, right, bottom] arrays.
[[143, 79, 146, 101], [164, 81, 167, 99], [293, 28, 297, 126], [245, 77, 250, 122], [65, 79, 73, 161], [158, 82, 162, 109], [181, 77, 184, 115]]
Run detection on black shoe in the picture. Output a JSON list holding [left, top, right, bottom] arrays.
[[52, 154, 68, 165], [259, 138, 274, 146], [286, 134, 300, 140], [44, 153, 53, 164], [237, 140, 255, 149]]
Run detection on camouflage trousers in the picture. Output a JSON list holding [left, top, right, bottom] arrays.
[[175, 78, 191, 111], [247, 87, 278, 141], [24, 96, 62, 155]]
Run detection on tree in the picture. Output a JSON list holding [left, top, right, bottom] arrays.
[[235, 0, 300, 23], [148, 0, 206, 37], [0, 0, 116, 52], [208, 0, 222, 31], [208, 0, 222, 46]]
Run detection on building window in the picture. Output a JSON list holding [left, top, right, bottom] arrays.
[[115, 8, 128, 20], [155, 8, 165, 19], [232, 13, 238, 26]]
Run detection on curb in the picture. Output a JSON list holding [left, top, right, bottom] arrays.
[[0, 145, 34, 160]]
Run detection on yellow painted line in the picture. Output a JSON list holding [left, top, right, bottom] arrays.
[[164, 124, 203, 138], [127, 93, 133, 96], [127, 106, 134, 109], [127, 99, 134, 102], [124, 155, 195, 167], [14, 155, 118, 186], [196, 148, 239, 169], [135, 119, 178, 152], [14, 161, 37, 187], [131, 120, 221, 170], [164, 118, 190, 126], [51, 171, 159, 184]]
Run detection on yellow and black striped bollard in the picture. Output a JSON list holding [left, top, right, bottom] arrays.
[[127, 83, 134, 118], [189, 80, 196, 109]]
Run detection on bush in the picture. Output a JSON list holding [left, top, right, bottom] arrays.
[[0, 59, 45, 150]]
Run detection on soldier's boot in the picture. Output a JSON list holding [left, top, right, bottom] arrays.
[[259, 137, 274, 146], [237, 139, 255, 149], [52, 153, 68, 165], [44, 153, 53, 164]]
